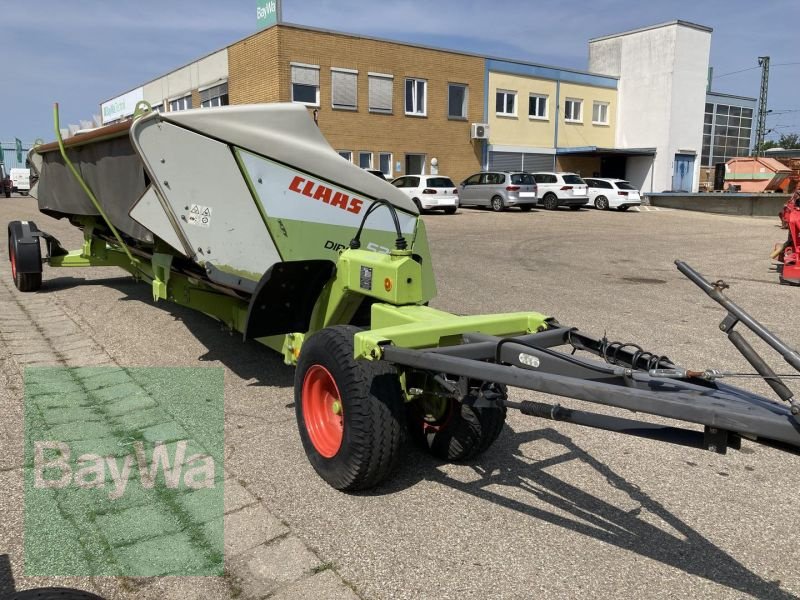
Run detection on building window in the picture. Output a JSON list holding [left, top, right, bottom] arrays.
[[369, 73, 393, 113], [291, 63, 320, 106], [528, 94, 547, 119], [379, 152, 392, 178], [701, 101, 755, 167], [592, 101, 609, 125], [200, 82, 229, 108], [405, 153, 425, 175], [358, 151, 372, 169], [405, 78, 427, 116], [331, 68, 357, 110], [151, 104, 164, 113], [496, 90, 516, 117], [448, 83, 468, 119], [338, 150, 352, 162], [169, 95, 192, 112], [564, 98, 582, 122]]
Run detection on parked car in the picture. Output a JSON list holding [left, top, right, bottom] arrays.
[[391, 175, 459, 214], [584, 178, 642, 211], [1, 165, 11, 198], [530, 172, 588, 210], [457, 171, 537, 212], [10, 168, 31, 196]]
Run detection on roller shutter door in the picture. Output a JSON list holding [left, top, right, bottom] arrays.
[[488, 151, 555, 172]]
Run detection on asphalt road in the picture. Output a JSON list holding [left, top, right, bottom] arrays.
[[2, 195, 800, 599]]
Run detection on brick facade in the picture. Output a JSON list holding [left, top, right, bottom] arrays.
[[228, 25, 484, 183]]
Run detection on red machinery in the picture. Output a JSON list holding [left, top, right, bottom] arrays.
[[774, 188, 800, 284]]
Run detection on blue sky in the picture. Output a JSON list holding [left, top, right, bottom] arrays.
[[1, 0, 797, 145]]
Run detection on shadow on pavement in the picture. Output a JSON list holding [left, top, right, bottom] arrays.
[[38, 274, 293, 388], [35, 274, 795, 599], [384, 426, 794, 600]]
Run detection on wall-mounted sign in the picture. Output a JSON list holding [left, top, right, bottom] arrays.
[[257, 0, 281, 29], [101, 88, 144, 124]]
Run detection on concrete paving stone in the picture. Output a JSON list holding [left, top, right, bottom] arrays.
[[177, 484, 225, 525], [112, 531, 219, 577], [117, 575, 233, 600], [224, 502, 289, 558], [103, 394, 159, 416], [228, 535, 320, 598], [95, 502, 185, 548], [224, 477, 259, 514], [42, 420, 115, 442], [140, 421, 190, 444], [270, 569, 361, 600]]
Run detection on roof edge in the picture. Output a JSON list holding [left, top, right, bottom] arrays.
[[589, 20, 713, 43]]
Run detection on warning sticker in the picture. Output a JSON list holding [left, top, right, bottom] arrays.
[[187, 204, 212, 228]]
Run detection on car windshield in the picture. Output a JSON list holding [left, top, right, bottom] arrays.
[[427, 177, 455, 187], [510, 173, 534, 185], [562, 174, 585, 185], [615, 181, 636, 190]]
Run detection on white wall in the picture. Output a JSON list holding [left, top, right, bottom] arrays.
[[141, 49, 229, 108], [589, 22, 711, 192]]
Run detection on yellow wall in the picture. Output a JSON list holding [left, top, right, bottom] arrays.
[[488, 73, 556, 147], [557, 82, 616, 148], [488, 73, 617, 150]]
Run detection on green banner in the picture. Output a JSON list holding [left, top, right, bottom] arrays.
[[24, 367, 224, 576], [257, 0, 281, 29]]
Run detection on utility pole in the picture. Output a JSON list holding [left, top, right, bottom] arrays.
[[754, 56, 770, 156]]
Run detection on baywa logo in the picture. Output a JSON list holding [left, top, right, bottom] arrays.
[[34, 439, 216, 500], [24, 367, 224, 577]]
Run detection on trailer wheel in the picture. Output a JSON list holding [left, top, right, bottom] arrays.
[[407, 385, 507, 461], [8, 227, 42, 292], [295, 325, 406, 491]]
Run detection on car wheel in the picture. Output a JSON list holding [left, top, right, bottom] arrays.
[[490, 196, 505, 212], [443, 206, 457, 215], [542, 193, 559, 210], [519, 205, 533, 212], [594, 195, 609, 210]]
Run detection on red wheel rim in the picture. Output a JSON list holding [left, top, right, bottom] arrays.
[[10, 246, 16, 280], [302, 365, 344, 458]]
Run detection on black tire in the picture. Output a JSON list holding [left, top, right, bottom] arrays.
[[295, 325, 406, 491], [519, 205, 533, 212], [8, 227, 42, 292], [11, 588, 107, 600], [594, 195, 609, 210], [618, 205, 630, 212], [542, 193, 559, 210], [490, 196, 505, 212], [443, 206, 457, 215], [407, 385, 507, 461]]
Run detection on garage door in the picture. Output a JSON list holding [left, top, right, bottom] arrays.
[[489, 151, 554, 172]]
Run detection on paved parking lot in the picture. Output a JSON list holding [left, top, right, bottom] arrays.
[[2, 195, 800, 599]]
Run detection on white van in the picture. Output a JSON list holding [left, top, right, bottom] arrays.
[[10, 168, 30, 195]]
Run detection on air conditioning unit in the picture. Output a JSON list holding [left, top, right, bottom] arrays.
[[471, 123, 490, 140]]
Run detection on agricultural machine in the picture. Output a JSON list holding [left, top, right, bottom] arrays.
[[774, 188, 800, 284], [8, 102, 800, 491]]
